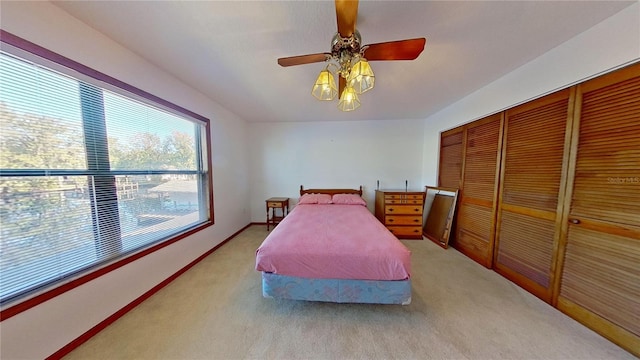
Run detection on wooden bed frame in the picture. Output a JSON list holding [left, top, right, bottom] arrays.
[[300, 185, 363, 196]]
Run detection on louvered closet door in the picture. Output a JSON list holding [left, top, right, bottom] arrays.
[[556, 64, 640, 355], [439, 129, 464, 189], [494, 89, 573, 303], [455, 114, 502, 267], [438, 128, 465, 246]]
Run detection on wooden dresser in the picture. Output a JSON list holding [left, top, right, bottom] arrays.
[[375, 190, 426, 239]]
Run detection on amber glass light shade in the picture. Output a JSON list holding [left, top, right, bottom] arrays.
[[337, 86, 361, 112], [347, 59, 375, 94], [311, 69, 338, 101]]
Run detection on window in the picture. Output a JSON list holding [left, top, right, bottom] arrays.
[[0, 32, 213, 306]]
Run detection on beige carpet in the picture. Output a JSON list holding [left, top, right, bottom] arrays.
[[64, 225, 634, 359]]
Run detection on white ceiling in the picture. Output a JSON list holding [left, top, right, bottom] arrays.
[[53, 0, 634, 123]]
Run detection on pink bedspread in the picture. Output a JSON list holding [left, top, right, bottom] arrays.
[[255, 204, 411, 281]]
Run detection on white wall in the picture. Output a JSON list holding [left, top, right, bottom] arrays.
[[248, 119, 425, 218], [0, 2, 250, 359], [421, 3, 640, 186]]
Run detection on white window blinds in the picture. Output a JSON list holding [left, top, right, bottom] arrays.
[[0, 43, 211, 305]]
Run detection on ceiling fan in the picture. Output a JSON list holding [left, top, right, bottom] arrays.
[[277, 0, 426, 111]]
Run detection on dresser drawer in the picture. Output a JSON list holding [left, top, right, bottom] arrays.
[[385, 198, 423, 205], [267, 201, 282, 208], [387, 226, 423, 238], [385, 215, 423, 226], [385, 205, 423, 215], [385, 194, 423, 200]]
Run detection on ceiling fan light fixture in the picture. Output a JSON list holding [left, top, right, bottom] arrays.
[[348, 58, 375, 94], [311, 68, 338, 101], [277, 1, 426, 112], [337, 85, 361, 112]]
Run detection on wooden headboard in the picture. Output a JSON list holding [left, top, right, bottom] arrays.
[[300, 185, 363, 196]]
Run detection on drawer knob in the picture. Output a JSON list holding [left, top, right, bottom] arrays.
[[388, 219, 394, 223], [569, 218, 581, 224]]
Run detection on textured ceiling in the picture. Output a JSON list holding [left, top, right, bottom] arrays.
[[53, 0, 634, 123]]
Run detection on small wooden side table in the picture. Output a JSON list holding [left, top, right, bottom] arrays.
[[266, 197, 289, 230]]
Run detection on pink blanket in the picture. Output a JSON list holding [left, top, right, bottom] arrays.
[[255, 204, 411, 281]]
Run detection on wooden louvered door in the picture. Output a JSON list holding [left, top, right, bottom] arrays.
[[439, 128, 464, 189], [438, 128, 465, 246], [454, 114, 502, 267], [555, 64, 640, 355], [494, 89, 573, 303]]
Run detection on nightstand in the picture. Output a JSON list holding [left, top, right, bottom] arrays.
[[266, 197, 289, 230]]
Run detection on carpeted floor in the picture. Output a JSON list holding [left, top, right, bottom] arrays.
[[63, 225, 635, 359]]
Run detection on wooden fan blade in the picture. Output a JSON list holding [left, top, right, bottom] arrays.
[[339, 76, 346, 98], [278, 53, 331, 67], [362, 38, 427, 61], [335, 0, 359, 37]]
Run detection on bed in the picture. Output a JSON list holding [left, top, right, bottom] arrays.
[[255, 186, 412, 305]]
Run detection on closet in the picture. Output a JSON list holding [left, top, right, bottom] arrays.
[[438, 129, 464, 190], [437, 62, 639, 355], [451, 115, 502, 268], [494, 89, 573, 303], [556, 65, 640, 351], [437, 128, 464, 247]]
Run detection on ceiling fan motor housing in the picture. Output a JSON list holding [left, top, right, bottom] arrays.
[[331, 30, 362, 77]]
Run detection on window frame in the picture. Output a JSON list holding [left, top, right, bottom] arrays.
[[0, 30, 215, 319]]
